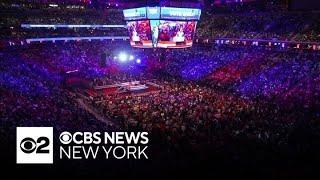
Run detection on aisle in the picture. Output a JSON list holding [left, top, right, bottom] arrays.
[[76, 98, 118, 128]]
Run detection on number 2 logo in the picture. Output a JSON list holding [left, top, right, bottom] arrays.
[[20, 137, 50, 154]]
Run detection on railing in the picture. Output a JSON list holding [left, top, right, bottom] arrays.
[[26, 36, 129, 43], [21, 24, 126, 28], [196, 38, 320, 51]]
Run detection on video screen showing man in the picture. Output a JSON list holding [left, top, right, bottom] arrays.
[[157, 21, 196, 48], [173, 26, 185, 42], [127, 20, 152, 48], [150, 20, 160, 47]]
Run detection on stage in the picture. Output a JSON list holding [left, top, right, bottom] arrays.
[[87, 81, 162, 97]]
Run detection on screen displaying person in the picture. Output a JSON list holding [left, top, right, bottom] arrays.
[[152, 26, 159, 47], [132, 29, 140, 42], [173, 27, 185, 42]]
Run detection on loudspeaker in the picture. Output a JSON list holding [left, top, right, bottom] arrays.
[[100, 53, 106, 67]]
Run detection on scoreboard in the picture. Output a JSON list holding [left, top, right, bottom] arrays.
[[123, 7, 201, 48]]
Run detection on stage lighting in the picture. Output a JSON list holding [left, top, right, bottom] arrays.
[[129, 55, 134, 61], [119, 52, 128, 62], [136, 59, 141, 64]]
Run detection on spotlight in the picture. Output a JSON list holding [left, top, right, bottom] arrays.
[[118, 52, 128, 62], [129, 55, 134, 61], [136, 59, 141, 64]]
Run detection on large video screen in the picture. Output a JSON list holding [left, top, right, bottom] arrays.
[[147, 7, 160, 19], [160, 7, 201, 20], [124, 7, 201, 48], [157, 21, 197, 48], [123, 7, 147, 21], [127, 20, 152, 48], [126, 20, 197, 48], [124, 7, 201, 21]]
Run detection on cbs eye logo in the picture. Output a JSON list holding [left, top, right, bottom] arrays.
[[16, 127, 53, 164], [59, 131, 72, 144], [20, 137, 50, 154]]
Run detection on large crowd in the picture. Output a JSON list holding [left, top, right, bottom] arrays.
[[0, 3, 125, 40], [1, 41, 319, 166], [84, 46, 320, 153], [1, 1, 320, 43], [197, 11, 320, 42], [0, 45, 113, 134]]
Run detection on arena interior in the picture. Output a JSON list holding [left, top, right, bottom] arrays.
[[1, 0, 320, 179]]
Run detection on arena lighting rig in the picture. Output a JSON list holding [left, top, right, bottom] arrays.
[[118, 52, 128, 62], [113, 52, 141, 64]]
